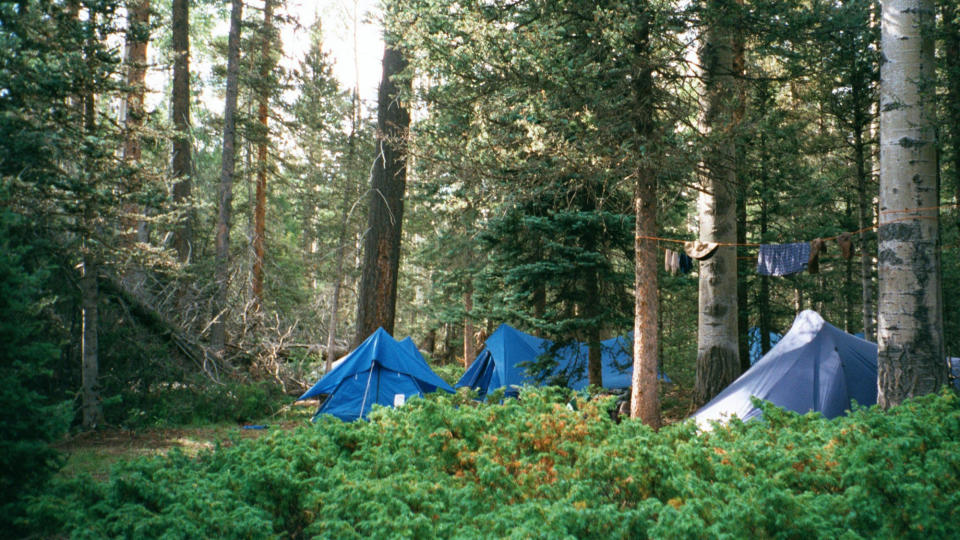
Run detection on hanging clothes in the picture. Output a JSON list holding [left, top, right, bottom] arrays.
[[808, 238, 827, 274], [836, 232, 853, 260], [678, 252, 693, 274], [756, 242, 811, 276], [664, 249, 672, 273]]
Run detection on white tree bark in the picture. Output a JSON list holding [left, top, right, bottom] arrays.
[[694, 4, 740, 407], [877, 0, 945, 407]]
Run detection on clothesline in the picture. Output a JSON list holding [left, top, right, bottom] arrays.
[[637, 203, 953, 248]]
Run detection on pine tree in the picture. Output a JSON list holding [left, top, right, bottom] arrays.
[[355, 4, 411, 343], [212, 0, 244, 359]]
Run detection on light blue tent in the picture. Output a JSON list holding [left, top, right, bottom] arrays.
[[748, 327, 782, 365], [298, 328, 454, 421], [456, 324, 670, 398], [693, 310, 878, 427]]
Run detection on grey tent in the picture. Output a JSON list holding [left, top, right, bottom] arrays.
[[693, 310, 878, 427]]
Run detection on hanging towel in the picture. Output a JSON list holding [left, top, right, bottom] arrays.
[[684, 241, 719, 261], [671, 250, 681, 274], [664, 249, 672, 273], [808, 238, 827, 274], [679, 252, 693, 274], [836, 232, 853, 260], [756, 242, 811, 276]]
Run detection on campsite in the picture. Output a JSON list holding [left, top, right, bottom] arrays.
[[3, 0, 960, 538]]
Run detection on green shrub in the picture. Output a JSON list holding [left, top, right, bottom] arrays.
[[108, 380, 287, 429], [24, 387, 960, 538]]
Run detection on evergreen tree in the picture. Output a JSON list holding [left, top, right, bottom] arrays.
[[355, 1, 411, 344]]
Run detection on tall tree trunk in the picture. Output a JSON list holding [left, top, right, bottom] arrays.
[[81, 83, 103, 429], [122, 0, 150, 245], [844, 197, 854, 333], [463, 289, 475, 368], [584, 272, 603, 387], [694, 3, 740, 407], [252, 0, 274, 312], [354, 35, 410, 344], [211, 0, 243, 358], [80, 255, 102, 429], [759, 130, 771, 356], [877, 0, 945, 407], [733, 9, 749, 375], [630, 16, 659, 427], [171, 0, 192, 262], [854, 126, 875, 340]]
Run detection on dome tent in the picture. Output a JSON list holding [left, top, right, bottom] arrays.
[[693, 310, 878, 427], [298, 328, 454, 421], [456, 324, 670, 398]]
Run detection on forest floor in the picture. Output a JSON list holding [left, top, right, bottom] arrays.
[[53, 403, 315, 481]]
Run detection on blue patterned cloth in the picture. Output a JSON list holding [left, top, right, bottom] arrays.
[[757, 242, 810, 276]]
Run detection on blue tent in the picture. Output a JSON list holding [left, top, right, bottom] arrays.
[[693, 310, 878, 427], [949, 358, 960, 392], [748, 327, 782, 365], [298, 328, 454, 421], [562, 334, 672, 390], [456, 324, 669, 398]]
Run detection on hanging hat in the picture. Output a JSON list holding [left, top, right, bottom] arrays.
[[684, 241, 719, 261], [836, 232, 853, 260]]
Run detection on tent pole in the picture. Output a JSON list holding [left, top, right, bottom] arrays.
[[359, 362, 375, 419]]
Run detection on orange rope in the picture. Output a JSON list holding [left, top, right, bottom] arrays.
[[638, 203, 952, 247]]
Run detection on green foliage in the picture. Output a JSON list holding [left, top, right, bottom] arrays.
[[0, 207, 71, 535], [25, 387, 960, 538], [430, 362, 464, 387], [109, 380, 287, 429]]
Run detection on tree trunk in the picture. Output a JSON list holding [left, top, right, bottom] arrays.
[[80, 43, 102, 429], [354, 36, 410, 344], [80, 256, 103, 429], [854, 119, 875, 341], [463, 289, 475, 368], [252, 0, 274, 312], [171, 0, 192, 262], [211, 0, 243, 358], [694, 3, 740, 407], [733, 0, 750, 375], [630, 16, 659, 427], [844, 197, 854, 333], [759, 130, 771, 357], [877, 0, 946, 407], [122, 0, 149, 245]]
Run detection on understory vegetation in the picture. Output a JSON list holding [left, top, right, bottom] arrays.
[[23, 388, 960, 539]]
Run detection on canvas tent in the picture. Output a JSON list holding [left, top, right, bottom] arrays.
[[298, 328, 454, 421], [456, 324, 669, 398], [748, 327, 782, 365], [693, 310, 878, 427]]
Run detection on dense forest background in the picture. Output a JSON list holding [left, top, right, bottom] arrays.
[[2, 0, 960, 529]]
